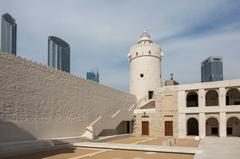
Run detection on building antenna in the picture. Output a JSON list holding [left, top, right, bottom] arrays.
[[170, 73, 173, 80]]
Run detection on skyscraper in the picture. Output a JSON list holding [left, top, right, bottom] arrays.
[[1, 13, 17, 55], [201, 56, 223, 82], [48, 36, 70, 73], [86, 70, 99, 83]]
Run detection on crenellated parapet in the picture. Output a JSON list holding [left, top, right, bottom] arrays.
[[0, 52, 81, 78], [128, 43, 162, 61], [0, 52, 121, 90]]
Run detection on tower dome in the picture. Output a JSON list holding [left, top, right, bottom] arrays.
[[128, 31, 163, 100], [137, 31, 152, 43]]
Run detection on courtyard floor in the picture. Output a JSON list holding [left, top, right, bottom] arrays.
[[5, 147, 194, 159], [103, 136, 152, 144], [104, 136, 200, 147], [194, 137, 240, 159], [4, 136, 240, 159], [5, 136, 197, 159]]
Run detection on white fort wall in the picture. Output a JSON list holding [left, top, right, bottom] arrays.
[[128, 41, 162, 100], [0, 52, 136, 142], [129, 56, 161, 100]]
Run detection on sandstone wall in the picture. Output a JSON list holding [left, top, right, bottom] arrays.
[[155, 86, 179, 137], [0, 52, 136, 142], [134, 86, 178, 137]]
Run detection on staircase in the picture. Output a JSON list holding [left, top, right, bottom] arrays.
[[82, 94, 156, 140], [82, 104, 136, 139], [136, 94, 156, 109]]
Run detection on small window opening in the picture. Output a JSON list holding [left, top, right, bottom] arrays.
[[148, 91, 154, 99], [140, 74, 144, 77]]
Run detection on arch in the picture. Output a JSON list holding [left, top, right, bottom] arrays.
[[206, 90, 219, 106], [186, 91, 198, 107], [226, 88, 240, 105], [206, 117, 219, 136], [227, 117, 240, 136], [187, 118, 199, 136]]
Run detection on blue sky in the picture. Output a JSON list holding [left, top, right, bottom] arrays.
[[1, 0, 240, 92]]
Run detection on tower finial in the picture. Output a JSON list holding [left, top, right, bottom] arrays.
[[143, 27, 147, 33], [138, 27, 151, 42]]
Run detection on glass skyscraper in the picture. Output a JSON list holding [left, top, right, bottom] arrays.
[[201, 56, 223, 82], [86, 71, 99, 83], [48, 36, 70, 73], [1, 13, 17, 55]]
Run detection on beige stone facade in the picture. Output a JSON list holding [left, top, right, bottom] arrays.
[[134, 86, 179, 138], [134, 80, 240, 139], [156, 87, 178, 137]]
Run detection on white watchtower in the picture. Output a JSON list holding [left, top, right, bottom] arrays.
[[128, 31, 164, 100]]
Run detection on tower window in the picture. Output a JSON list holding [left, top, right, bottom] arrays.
[[149, 51, 151, 54], [136, 52, 138, 56], [140, 74, 144, 77]]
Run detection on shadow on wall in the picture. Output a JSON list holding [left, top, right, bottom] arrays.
[[98, 121, 133, 137], [0, 119, 76, 159], [0, 119, 35, 142]]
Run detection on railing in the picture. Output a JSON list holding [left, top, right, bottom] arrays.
[[136, 94, 156, 109], [128, 103, 137, 111], [82, 103, 137, 139]]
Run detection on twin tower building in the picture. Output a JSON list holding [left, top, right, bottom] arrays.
[[128, 31, 164, 100], [1, 13, 70, 73]]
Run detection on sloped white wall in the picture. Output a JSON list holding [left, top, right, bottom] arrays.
[[0, 53, 136, 142]]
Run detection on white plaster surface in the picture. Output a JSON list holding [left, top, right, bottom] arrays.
[[0, 52, 136, 142], [128, 32, 163, 100]]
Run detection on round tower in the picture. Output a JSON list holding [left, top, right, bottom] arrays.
[[128, 31, 164, 100]]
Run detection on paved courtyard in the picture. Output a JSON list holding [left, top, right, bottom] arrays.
[[5, 136, 197, 159], [5, 148, 98, 159], [104, 136, 199, 147], [194, 137, 240, 159], [6, 148, 194, 159], [6, 136, 240, 159], [103, 136, 151, 144], [80, 149, 193, 159]]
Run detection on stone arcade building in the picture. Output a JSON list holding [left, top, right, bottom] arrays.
[[130, 32, 240, 139], [134, 80, 240, 138]]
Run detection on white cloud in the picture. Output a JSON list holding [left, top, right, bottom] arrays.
[[162, 30, 240, 84]]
